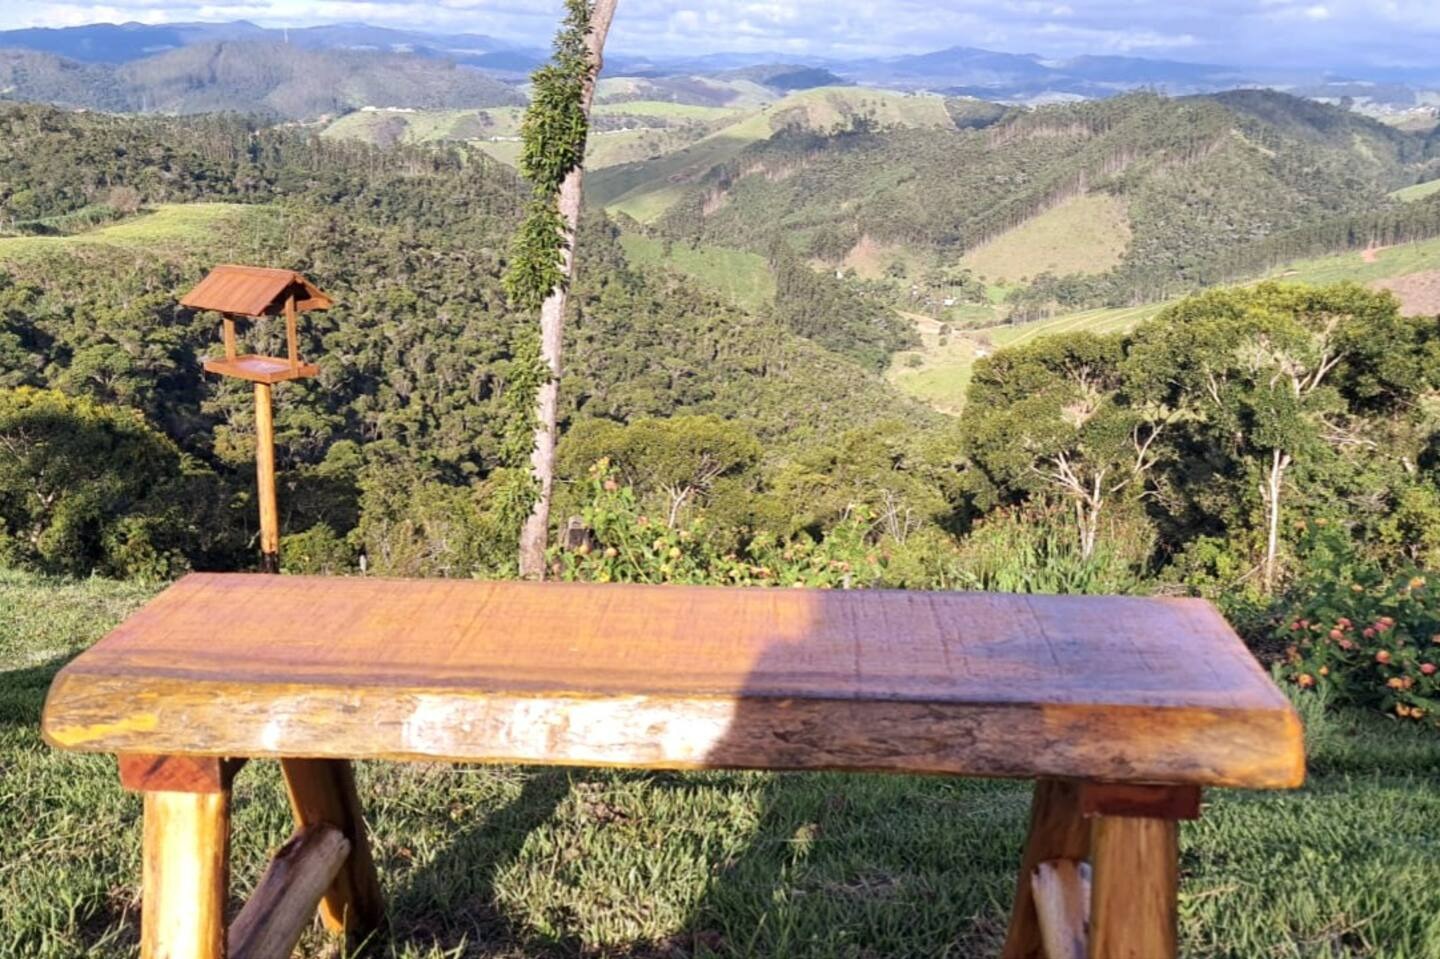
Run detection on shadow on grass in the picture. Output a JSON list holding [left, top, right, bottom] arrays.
[[0, 655, 75, 730], [387, 768, 581, 957], [381, 768, 1024, 957]]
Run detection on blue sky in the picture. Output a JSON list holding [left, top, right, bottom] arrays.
[[3, 1, 1439, 69]]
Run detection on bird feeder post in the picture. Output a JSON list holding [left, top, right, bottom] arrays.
[[254, 381, 280, 573], [180, 265, 333, 575]]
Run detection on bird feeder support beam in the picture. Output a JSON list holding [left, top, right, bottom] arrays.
[[254, 382, 280, 574]]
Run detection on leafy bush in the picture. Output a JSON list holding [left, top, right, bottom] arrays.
[[0, 387, 220, 580], [1278, 522, 1440, 724], [554, 460, 889, 587], [280, 524, 355, 575], [950, 505, 1150, 596]]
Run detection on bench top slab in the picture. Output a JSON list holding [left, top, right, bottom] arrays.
[[42, 574, 1304, 788]]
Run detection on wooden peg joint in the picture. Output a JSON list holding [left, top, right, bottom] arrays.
[[120, 754, 247, 793], [1078, 783, 1201, 821]]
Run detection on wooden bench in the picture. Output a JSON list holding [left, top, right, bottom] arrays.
[[42, 573, 1304, 959]]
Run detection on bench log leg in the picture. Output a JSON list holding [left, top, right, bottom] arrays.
[[140, 790, 230, 959], [1087, 813, 1180, 959], [1002, 779, 1091, 959], [280, 758, 386, 943]]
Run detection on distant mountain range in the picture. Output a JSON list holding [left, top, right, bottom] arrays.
[[2, 20, 1439, 114], [0, 41, 523, 118]]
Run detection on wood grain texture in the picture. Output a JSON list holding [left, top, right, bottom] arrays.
[[141, 790, 229, 959], [281, 758, 386, 939], [1088, 816, 1178, 959], [1003, 780, 1092, 959], [119, 754, 245, 793], [228, 823, 350, 959], [43, 575, 1304, 787], [1079, 783, 1201, 821], [1031, 859, 1089, 959]]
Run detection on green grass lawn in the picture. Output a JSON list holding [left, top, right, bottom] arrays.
[[0, 204, 280, 265], [620, 234, 776, 313], [3, 570, 1439, 957]]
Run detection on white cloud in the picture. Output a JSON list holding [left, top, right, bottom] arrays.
[[0, 0, 1437, 71]]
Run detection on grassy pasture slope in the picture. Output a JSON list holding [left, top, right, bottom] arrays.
[[960, 194, 1132, 284], [4, 570, 1439, 957], [1268, 232, 1440, 286], [0, 203, 279, 265], [886, 303, 1164, 413], [593, 101, 745, 123], [890, 235, 1440, 414], [620, 234, 775, 313], [1390, 178, 1440, 203]]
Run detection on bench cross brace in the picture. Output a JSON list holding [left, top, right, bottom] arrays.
[[121, 755, 385, 959]]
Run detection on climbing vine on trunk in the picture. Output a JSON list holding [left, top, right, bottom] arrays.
[[502, 0, 617, 578]]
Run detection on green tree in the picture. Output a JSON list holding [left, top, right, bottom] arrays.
[[558, 415, 761, 527], [0, 387, 201, 578], [1129, 282, 1424, 591], [963, 332, 1172, 558]]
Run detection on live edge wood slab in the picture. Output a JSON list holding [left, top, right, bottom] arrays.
[[42, 574, 1304, 959]]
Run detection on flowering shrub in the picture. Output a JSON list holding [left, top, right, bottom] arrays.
[[1279, 524, 1440, 724], [553, 460, 888, 587]]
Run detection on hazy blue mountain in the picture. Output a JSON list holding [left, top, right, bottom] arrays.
[[0, 41, 524, 117], [1, 20, 1437, 107], [0, 21, 264, 62]]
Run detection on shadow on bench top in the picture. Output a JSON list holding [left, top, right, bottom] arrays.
[[42, 573, 1304, 789]]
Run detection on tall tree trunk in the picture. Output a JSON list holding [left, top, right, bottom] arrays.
[[517, 0, 619, 580], [1262, 448, 1290, 593]]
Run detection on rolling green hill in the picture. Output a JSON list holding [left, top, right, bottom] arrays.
[[322, 100, 737, 170], [589, 87, 961, 222], [636, 91, 1433, 313], [595, 75, 777, 110]]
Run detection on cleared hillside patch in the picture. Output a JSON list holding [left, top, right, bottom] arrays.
[[1266, 234, 1440, 286], [620, 234, 775, 313], [1373, 271, 1440, 316], [593, 101, 744, 123], [887, 302, 1164, 414], [960, 193, 1132, 284], [1390, 179, 1440, 203], [0, 203, 280, 264]]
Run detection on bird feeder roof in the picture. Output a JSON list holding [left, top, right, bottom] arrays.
[[180, 265, 333, 318]]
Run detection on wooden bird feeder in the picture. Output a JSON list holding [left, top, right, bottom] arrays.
[[182, 265, 334, 572], [182, 265, 333, 384]]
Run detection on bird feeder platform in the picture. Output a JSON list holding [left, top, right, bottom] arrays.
[[202, 355, 320, 384]]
